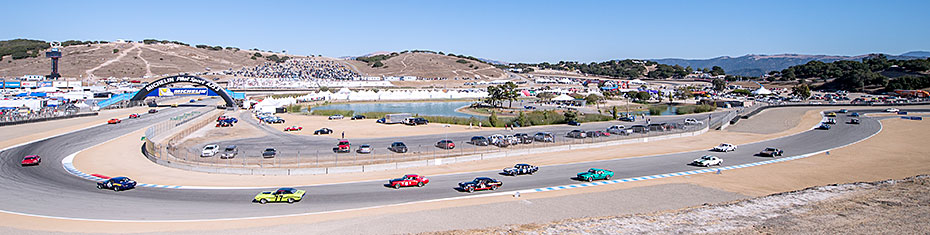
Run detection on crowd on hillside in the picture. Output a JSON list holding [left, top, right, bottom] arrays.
[[224, 59, 361, 80]]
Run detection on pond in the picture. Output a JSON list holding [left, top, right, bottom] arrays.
[[312, 101, 480, 118]]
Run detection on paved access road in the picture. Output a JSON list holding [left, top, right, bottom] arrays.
[[0, 107, 905, 220]]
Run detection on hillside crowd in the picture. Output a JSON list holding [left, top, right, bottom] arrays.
[[0, 105, 80, 123], [224, 59, 361, 80]]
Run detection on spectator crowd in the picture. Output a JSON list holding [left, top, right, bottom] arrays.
[[0, 104, 81, 123], [224, 59, 361, 80]]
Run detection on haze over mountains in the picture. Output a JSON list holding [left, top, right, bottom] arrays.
[[652, 51, 930, 77]]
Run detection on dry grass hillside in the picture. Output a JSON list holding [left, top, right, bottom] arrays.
[[0, 42, 270, 80], [345, 52, 507, 80]]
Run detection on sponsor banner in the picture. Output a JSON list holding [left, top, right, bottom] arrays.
[[67, 81, 83, 88], [146, 88, 217, 97], [3, 82, 21, 88], [21, 81, 37, 88], [39, 81, 53, 87], [53, 81, 68, 87]]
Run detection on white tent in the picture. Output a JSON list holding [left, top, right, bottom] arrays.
[[552, 94, 575, 101], [751, 87, 773, 95]]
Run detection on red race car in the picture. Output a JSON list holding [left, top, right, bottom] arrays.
[[388, 174, 430, 189], [216, 122, 233, 127], [107, 118, 121, 124], [128, 114, 140, 119], [21, 155, 41, 166], [284, 126, 303, 132]]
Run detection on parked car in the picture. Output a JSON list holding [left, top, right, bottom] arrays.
[[351, 115, 366, 120], [220, 145, 238, 159], [265, 117, 286, 124], [390, 142, 408, 153], [576, 168, 614, 182], [712, 143, 737, 152], [607, 125, 632, 135], [405, 117, 429, 126], [691, 155, 723, 167], [262, 148, 277, 158], [21, 155, 41, 166], [333, 140, 351, 153], [817, 123, 832, 130], [314, 128, 333, 135], [201, 144, 219, 157], [328, 114, 344, 120], [759, 147, 783, 157], [376, 118, 386, 123], [148, 109, 158, 113], [567, 120, 581, 126], [848, 118, 860, 124], [489, 134, 510, 147], [458, 177, 502, 193], [631, 125, 649, 133], [253, 188, 306, 204], [514, 133, 534, 144], [388, 174, 430, 189], [619, 115, 635, 122], [503, 164, 538, 176], [534, 132, 555, 142], [96, 177, 136, 191], [567, 130, 587, 138], [436, 139, 455, 149], [470, 136, 489, 146], [357, 144, 372, 154], [684, 118, 704, 125], [107, 118, 121, 124], [284, 126, 303, 131]]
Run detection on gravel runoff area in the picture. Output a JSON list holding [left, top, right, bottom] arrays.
[[434, 175, 930, 234]]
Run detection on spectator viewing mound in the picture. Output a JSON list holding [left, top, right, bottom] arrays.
[[345, 51, 507, 81]]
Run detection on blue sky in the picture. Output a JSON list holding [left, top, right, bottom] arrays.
[[3, 0, 928, 63]]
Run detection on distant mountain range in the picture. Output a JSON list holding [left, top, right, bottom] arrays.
[[651, 51, 930, 77]]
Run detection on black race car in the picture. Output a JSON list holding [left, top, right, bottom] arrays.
[[351, 115, 366, 120], [96, 177, 137, 191], [458, 177, 502, 193], [502, 163, 538, 176], [759, 147, 784, 157]]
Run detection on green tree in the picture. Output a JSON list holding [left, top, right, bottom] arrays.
[[711, 78, 726, 91], [563, 110, 578, 122], [536, 92, 556, 101], [792, 84, 811, 99], [488, 112, 499, 127], [516, 111, 529, 127], [585, 93, 604, 109], [372, 61, 384, 68], [711, 66, 726, 76], [610, 106, 619, 119]]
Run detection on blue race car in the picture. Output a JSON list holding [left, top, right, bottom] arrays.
[[96, 177, 137, 191]]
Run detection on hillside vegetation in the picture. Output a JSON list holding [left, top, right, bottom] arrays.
[[346, 51, 506, 79], [773, 54, 930, 91], [0, 39, 282, 79]]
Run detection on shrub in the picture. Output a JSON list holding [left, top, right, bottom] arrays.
[[310, 109, 354, 117], [488, 112, 499, 127], [286, 104, 303, 113], [112, 49, 119, 53], [649, 105, 667, 115]]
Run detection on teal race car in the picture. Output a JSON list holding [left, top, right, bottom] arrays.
[[253, 188, 306, 204], [576, 168, 614, 182]]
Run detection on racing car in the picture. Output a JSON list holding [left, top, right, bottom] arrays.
[[253, 188, 306, 204], [712, 143, 737, 152], [284, 126, 303, 132], [333, 140, 351, 153], [21, 155, 41, 166], [503, 163, 538, 176], [691, 155, 723, 167], [128, 113, 140, 119], [848, 118, 860, 124], [458, 177, 502, 193], [576, 168, 614, 182], [96, 177, 136, 191], [387, 174, 430, 189], [148, 109, 158, 113], [825, 112, 837, 117], [759, 147, 784, 157], [107, 118, 121, 124]]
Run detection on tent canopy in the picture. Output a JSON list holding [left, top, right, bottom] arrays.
[[751, 87, 773, 95], [552, 94, 575, 101]]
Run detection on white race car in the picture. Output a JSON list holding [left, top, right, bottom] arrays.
[[691, 155, 723, 167], [712, 143, 737, 152], [884, 108, 900, 113]]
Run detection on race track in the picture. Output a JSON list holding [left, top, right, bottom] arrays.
[[0, 107, 904, 221]]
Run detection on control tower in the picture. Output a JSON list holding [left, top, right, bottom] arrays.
[[45, 42, 62, 80]]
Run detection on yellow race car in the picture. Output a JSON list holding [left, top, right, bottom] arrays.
[[253, 188, 306, 204], [826, 112, 837, 117]]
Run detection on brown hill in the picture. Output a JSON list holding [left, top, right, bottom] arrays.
[[345, 52, 507, 79], [0, 41, 271, 80]]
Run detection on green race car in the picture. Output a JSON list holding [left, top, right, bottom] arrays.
[[577, 168, 614, 182], [253, 188, 306, 204]]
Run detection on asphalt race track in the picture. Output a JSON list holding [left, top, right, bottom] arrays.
[[0, 107, 910, 220]]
